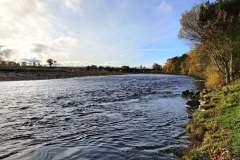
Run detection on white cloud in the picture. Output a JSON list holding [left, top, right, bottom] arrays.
[[158, 1, 173, 13], [0, 0, 81, 64], [63, 0, 82, 12], [0, 0, 177, 67], [0, 0, 52, 61]]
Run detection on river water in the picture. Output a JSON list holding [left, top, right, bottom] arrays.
[[0, 74, 200, 160]]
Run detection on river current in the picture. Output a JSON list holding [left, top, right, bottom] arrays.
[[0, 74, 200, 160]]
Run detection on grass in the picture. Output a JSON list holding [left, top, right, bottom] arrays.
[[184, 80, 240, 160]]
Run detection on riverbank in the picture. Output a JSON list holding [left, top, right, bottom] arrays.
[[183, 80, 240, 159], [0, 66, 170, 82], [0, 70, 123, 81], [0, 66, 130, 81]]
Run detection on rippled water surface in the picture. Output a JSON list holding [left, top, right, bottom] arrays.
[[0, 74, 200, 160]]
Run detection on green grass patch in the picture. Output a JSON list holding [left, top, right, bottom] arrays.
[[184, 80, 240, 159]]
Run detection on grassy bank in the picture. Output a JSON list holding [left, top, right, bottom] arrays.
[[183, 80, 240, 159]]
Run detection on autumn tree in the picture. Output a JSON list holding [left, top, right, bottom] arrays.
[[186, 45, 209, 78], [163, 54, 189, 74], [179, 0, 240, 84]]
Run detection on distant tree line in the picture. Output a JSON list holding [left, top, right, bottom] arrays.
[[163, 0, 240, 87], [0, 57, 165, 74]]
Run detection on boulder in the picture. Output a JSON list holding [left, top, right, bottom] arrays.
[[182, 90, 190, 97], [199, 100, 207, 106], [194, 127, 206, 142], [182, 90, 194, 97], [186, 100, 200, 108]]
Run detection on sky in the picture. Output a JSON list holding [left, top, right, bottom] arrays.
[[0, 0, 210, 67]]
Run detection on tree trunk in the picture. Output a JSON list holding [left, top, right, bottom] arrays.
[[225, 63, 231, 84], [229, 52, 234, 81]]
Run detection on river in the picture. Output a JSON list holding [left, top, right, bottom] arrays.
[[0, 74, 201, 160]]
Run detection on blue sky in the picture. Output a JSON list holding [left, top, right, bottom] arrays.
[[0, 0, 211, 67]]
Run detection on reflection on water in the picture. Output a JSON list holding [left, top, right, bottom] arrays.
[[0, 74, 200, 160]]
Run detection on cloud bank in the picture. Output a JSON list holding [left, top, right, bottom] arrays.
[[0, 0, 192, 66]]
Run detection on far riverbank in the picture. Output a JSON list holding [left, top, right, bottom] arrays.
[[0, 66, 159, 81], [0, 70, 123, 81], [0, 64, 206, 82]]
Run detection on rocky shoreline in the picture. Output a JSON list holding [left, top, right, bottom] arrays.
[[181, 88, 217, 159], [182, 89, 214, 111], [181, 80, 240, 159]]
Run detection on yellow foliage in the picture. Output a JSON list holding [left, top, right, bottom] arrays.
[[187, 47, 209, 78], [205, 65, 223, 88]]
